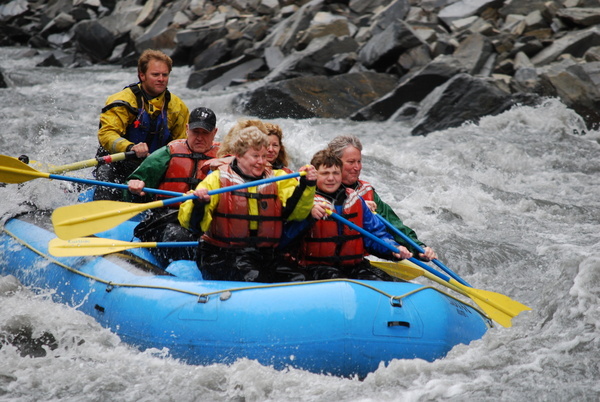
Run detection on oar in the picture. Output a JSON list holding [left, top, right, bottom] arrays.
[[45, 152, 137, 174], [370, 260, 465, 294], [0, 154, 182, 197], [367, 260, 426, 282], [49, 237, 198, 257], [374, 213, 472, 287], [326, 209, 531, 328], [52, 171, 306, 240]]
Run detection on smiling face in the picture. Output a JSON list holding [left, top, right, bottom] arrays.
[[266, 134, 281, 164], [139, 59, 170, 97], [236, 146, 268, 177], [316, 164, 342, 194], [187, 126, 217, 154], [339, 146, 362, 186]]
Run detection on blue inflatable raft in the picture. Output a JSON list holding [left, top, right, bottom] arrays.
[[0, 211, 491, 377]]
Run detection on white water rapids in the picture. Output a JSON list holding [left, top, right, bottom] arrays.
[[1, 47, 599, 401]]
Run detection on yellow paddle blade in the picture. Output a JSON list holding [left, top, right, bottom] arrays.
[[370, 260, 424, 281], [51, 200, 164, 240], [371, 260, 531, 328], [0, 154, 49, 183], [49, 237, 158, 256], [447, 278, 532, 328]]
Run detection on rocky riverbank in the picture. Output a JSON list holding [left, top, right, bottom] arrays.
[[1, 0, 600, 135]]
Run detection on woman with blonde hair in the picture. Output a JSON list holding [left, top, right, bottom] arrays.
[[179, 126, 317, 282]]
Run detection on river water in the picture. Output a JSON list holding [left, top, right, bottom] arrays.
[[0, 46, 599, 401]]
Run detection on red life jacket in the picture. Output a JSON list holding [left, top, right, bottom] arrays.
[[157, 139, 220, 203], [203, 164, 283, 248], [352, 179, 375, 201], [299, 189, 365, 267]]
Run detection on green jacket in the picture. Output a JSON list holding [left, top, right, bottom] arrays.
[[373, 190, 426, 254], [124, 146, 172, 202]]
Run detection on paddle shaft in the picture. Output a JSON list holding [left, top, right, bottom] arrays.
[[374, 213, 472, 287], [54, 171, 304, 232], [327, 210, 452, 281], [160, 171, 304, 208], [48, 237, 198, 256], [47, 151, 137, 174], [328, 210, 531, 325]]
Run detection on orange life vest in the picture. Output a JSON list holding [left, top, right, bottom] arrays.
[[352, 180, 375, 201], [203, 164, 283, 248], [157, 139, 219, 203], [299, 189, 365, 267]]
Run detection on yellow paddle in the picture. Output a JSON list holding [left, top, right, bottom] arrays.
[[44, 152, 136, 174], [369, 260, 425, 281], [52, 171, 305, 240], [12, 151, 137, 173], [49, 237, 198, 257], [0, 154, 183, 197], [327, 209, 531, 328]]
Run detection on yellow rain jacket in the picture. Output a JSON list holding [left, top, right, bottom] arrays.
[[98, 84, 189, 154]]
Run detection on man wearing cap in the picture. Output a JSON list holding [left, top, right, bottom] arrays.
[[125, 107, 219, 262]]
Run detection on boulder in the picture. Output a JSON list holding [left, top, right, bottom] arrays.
[[73, 20, 116, 62], [531, 25, 600, 66], [358, 21, 424, 72], [236, 71, 399, 119], [410, 73, 538, 136], [264, 34, 359, 82], [351, 55, 465, 121], [539, 61, 600, 129]]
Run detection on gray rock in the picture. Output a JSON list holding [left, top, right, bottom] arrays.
[[452, 32, 494, 75], [351, 55, 465, 121], [358, 21, 424, 71], [369, 0, 411, 36], [253, 0, 324, 54], [73, 20, 116, 62], [324, 52, 357, 74], [265, 34, 359, 82], [0, 0, 29, 20], [556, 7, 600, 27], [200, 58, 266, 90], [264, 46, 285, 70], [438, 0, 504, 26], [531, 25, 600, 66], [539, 61, 600, 128], [411, 73, 534, 136], [236, 71, 399, 119], [187, 54, 261, 89], [193, 38, 231, 70]]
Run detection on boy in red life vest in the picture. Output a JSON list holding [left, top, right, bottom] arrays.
[[124, 107, 219, 263], [327, 135, 438, 262], [285, 150, 412, 280]]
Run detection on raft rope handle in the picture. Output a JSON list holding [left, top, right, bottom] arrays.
[[2, 226, 485, 316]]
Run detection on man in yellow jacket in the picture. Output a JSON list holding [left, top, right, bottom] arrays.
[[93, 49, 190, 200]]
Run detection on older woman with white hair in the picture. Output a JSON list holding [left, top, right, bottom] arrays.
[[179, 126, 317, 282]]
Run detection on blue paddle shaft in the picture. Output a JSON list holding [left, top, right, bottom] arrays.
[[374, 214, 471, 287], [328, 210, 454, 283], [47, 173, 183, 197], [161, 171, 302, 207]]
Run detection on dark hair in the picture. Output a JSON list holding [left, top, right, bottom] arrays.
[[310, 149, 343, 171], [138, 49, 173, 75]]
